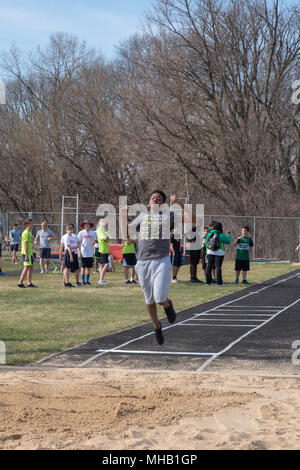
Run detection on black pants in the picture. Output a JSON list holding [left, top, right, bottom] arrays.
[[206, 254, 224, 285]]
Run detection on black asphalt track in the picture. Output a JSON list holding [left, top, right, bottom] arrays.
[[39, 269, 300, 375]]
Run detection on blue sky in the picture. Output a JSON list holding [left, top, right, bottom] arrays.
[[0, 0, 297, 59], [0, 0, 156, 58]]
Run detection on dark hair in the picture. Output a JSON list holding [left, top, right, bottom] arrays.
[[149, 189, 167, 203], [24, 218, 33, 227], [242, 226, 249, 231], [204, 226, 209, 230], [213, 221, 223, 233]]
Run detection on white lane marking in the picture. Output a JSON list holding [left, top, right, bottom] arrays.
[[94, 349, 216, 356], [214, 305, 286, 309], [181, 324, 261, 328], [196, 296, 300, 372], [195, 313, 273, 316], [213, 309, 280, 312], [79, 271, 299, 367], [185, 319, 265, 322]]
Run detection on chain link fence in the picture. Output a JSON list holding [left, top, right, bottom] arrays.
[[1, 210, 300, 262]]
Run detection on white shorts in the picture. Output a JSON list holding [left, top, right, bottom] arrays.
[[135, 256, 171, 305]]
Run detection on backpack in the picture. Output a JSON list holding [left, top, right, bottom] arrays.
[[207, 232, 220, 251]]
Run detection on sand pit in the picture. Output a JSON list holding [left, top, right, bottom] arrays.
[[0, 367, 300, 450]]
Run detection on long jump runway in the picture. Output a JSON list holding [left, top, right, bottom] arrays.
[[40, 270, 300, 375]]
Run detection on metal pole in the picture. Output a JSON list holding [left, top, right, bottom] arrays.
[[253, 216, 256, 260], [5, 211, 9, 240], [298, 220, 300, 263], [183, 197, 187, 254], [61, 195, 64, 239], [76, 194, 79, 234]]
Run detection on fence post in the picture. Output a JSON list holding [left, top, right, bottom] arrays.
[[0, 341, 6, 365], [5, 211, 9, 239], [298, 220, 300, 263], [253, 216, 256, 260]]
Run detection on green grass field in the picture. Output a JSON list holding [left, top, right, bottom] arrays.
[[0, 257, 298, 365]]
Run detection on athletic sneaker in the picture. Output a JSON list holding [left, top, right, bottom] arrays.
[[235, 279, 239, 284], [40, 269, 44, 274], [154, 322, 164, 345], [17, 283, 26, 288], [190, 278, 203, 284], [125, 279, 131, 284], [131, 280, 138, 284], [27, 283, 38, 288], [172, 278, 179, 283], [242, 280, 250, 285], [44, 266, 48, 273], [98, 280, 107, 285], [76, 282, 82, 287], [217, 284, 225, 287], [64, 282, 73, 288], [164, 298, 176, 324], [86, 281, 91, 285]]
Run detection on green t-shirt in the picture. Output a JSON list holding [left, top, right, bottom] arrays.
[[122, 239, 136, 255], [97, 227, 110, 254], [235, 236, 253, 261], [21, 229, 33, 256]]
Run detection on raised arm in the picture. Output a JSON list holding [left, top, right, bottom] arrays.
[[169, 195, 196, 225]]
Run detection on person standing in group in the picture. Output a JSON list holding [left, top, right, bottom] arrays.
[[0, 223, 5, 276], [170, 229, 182, 283], [34, 221, 56, 273], [186, 226, 203, 284], [18, 218, 37, 288], [207, 222, 217, 282], [60, 224, 81, 287], [9, 223, 22, 265], [97, 217, 111, 286], [205, 221, 231, 286], [122, 236, 137, 284], [233, 226, 254, 285], [77, 220, 97, 286], [121, 191, 196, 345], [201, 225, 216, 283], [200, 226, 209, 282]]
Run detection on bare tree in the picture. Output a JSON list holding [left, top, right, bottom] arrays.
[[116, 0, 300, 214]]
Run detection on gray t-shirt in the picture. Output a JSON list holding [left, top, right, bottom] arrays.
[[37, 229, 55, 248], [131, 210, 175, 260]]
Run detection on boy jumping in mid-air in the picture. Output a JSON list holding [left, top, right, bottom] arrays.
[[120, 191, 196, 345]]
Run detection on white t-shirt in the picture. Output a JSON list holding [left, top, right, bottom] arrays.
[[77, 229, 97, 258], [61, 234, 79, 253]]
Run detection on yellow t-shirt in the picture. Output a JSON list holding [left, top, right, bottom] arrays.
[[21, 229, 33, 256]]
